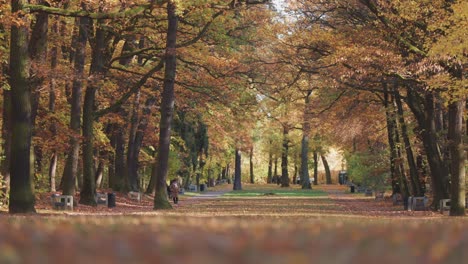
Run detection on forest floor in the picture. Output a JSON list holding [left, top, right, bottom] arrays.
[[0, 184, 467, 264]]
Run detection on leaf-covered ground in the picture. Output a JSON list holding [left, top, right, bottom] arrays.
[[0, 184, 467, 264]]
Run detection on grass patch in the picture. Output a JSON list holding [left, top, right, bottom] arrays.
[[223, 188, 327, 197]]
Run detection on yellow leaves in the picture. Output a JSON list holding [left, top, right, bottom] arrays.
[[428, 1, 468, 59]]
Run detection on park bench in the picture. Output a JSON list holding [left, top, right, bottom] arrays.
[[95, 192, 108, 206], [128, 191, 142, 202], [408, 196, 428, 211], [51, 194, 73, 210], [188, 184, 197, 192], [439, 199, 450, 214], [365, 189, 373, 197], [356, 186, 366, 193], [392, 193, 403, 205]]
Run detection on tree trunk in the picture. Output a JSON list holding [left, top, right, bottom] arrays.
[[62, 15, 89, 196], [131, 96, 156, 192], [322, 155, 332, 184], [1, 89, 11, 203], [281, 126, 290, 187], [126, 91, 141, 192], [153, 1, 178, 210], [406, 88, 449, 208], [145, 150, 157, 195], [301, 91, 312, 189], [80, 83, 97, 206], [267, 141, 272, 183], [48, 153, 57, 192], [28, 0, 49, 184], [80, 15, 110, 206], [95, 159, 104, 188], [395, 88, 422, 196], [233, 148, 242, 190], [8, 0, 36, 213], [384, 87, 405, 195], [313, 151, 318, 185], [48, 16, 59, 192], [249, 146, 254, 184], [448, 99, 466, 216], [113, 123, 126, 191]]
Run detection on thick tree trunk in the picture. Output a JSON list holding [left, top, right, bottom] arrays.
[[80, 15, 110, 206], [448, 99, 466, 216], [322, 155, 332, 184], [281, 126, 290, 187], [395, 89, 422, 196], [406, 88, 449, 208], [233, 148, 242, 190], [154, 1, 178, 210], [28, 0, 49, 184], [62, 15, 89, 196], [8, 0, 36, 213], [249, 146, 254, 184], [80, 84, 97, 206]]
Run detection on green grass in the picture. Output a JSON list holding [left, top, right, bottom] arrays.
[[223, 188, 328, 197]]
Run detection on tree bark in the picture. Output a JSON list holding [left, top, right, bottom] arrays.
[[62, 14, 89, 196], [280, 126, 290, 187], [48, 16, 59, 192], [153, 1, 178, 210], [267, 140, 272, 183], [406, 88, 449, 208], [249, 146, 254, 184], [301, 91, 312, 189], [322, 155, 332, 184], [126, 91, 141, 192], [313, 150, 318, 185], [8, 0, 36, 213], [448, 99, 466, 216], [1, 89, 11, 202], [384, 87, 406, 195], [233, 148, 242, 190], [395, 88, 423, 196]]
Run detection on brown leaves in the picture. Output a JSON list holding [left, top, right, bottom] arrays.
[[2, 184, 468, 263]]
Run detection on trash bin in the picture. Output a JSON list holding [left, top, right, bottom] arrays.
[[350, 186, 355, 193], [107, 192, 116, 208], [200, 184, 206, 192]]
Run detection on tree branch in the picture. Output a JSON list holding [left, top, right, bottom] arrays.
[[25, 3, 157, 19], [95, 60, 164, 119]]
